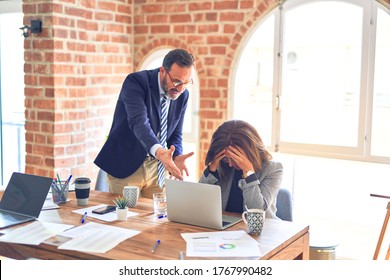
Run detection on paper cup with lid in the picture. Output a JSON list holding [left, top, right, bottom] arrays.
[[74, 177, 91, 206]]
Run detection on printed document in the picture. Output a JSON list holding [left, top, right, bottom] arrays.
[[181, 230, 262, 257], [58, 222, 140, 253], [0, 221, 74, 245]]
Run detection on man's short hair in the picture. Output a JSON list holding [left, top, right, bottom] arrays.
[[163, 49, 195, 70]]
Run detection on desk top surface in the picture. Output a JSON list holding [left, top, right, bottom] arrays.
[[0, 190, 309, 260]]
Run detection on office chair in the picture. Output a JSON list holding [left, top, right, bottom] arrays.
[[95, 169, 109, 192], [276, 188, 293, 222]]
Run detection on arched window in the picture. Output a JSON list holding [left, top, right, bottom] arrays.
[[139, 48, 199, 181], [234, 0, 390, 164], [233, 0, 390, 259]]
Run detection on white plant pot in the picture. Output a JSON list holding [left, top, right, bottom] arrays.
[[116, 207, 128, 221]]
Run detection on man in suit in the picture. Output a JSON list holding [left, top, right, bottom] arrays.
[[94, 49, 195, 198]]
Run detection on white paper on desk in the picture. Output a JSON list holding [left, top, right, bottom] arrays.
[[72, 204, 138, 222], [57, 222, 140, 253], [181, 230, 261, 257], [0, 221, 74, 245], [42, 195, 60, 210]]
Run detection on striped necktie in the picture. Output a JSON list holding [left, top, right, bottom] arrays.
[[157, 95, 167, 189]]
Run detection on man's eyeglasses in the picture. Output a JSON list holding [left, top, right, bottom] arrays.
[[164, 68, 193, 89]]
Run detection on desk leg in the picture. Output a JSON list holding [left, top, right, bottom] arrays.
[[302, 231, 310, 260]]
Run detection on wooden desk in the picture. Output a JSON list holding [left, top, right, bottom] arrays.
[[0, 191, 309, 260]]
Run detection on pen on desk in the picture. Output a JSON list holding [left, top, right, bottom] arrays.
[[157, 214, 167, 219], [81, 212, 87, 224], [151, 239, 160, 253]]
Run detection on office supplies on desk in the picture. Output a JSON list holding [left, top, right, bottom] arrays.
[[51, 179, 69, 204], [92, 205, 116, 215], [151, 239, 160, 253], [57, 222, 140, 253], [42, 195, 60, 210], [65, 175, 73, 184], [0, 172, 53, 229], [56, 174, 62, 187], [74, 177, 91, 206], [81, 212, 87, 224], [165, 179, 242, 230], [0, 221, 74, 245], [73, 204, 138, 222], [181, 230, 261, 258]]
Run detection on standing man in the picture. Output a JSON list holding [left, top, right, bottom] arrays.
[[94, 49, 195, 198]]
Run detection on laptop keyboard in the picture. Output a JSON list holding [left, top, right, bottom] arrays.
[[0, 211, 30, 222]]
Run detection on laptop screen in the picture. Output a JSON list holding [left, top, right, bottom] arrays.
[[0, 172, 53, 218]]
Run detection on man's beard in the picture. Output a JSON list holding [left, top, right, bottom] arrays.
[[162, 75, 181, 100]]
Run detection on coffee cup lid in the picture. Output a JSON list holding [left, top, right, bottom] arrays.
[[74, 177, 91, 184]]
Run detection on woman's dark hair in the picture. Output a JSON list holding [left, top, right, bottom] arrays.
[[205, 120, 272, 172], [162, 49, 195, 70]]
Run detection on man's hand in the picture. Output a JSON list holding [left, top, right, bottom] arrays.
[[173, 151, 194, 177], [155, 145, 183, 181]]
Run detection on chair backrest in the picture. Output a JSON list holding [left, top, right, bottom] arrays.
[[276, 188, 293, 221], [95, 169, 109, 192]]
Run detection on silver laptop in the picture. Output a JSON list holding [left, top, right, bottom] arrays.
[[0, 172, 53, 229], [165, 179, 242, 230]]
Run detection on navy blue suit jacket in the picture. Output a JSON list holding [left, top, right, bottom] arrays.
[[94, 68, 189, 178]]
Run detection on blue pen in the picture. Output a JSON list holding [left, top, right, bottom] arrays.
[[81, 212, 87, 224], [151, 239, 160, 253], [157, 214, 167, 219], [65, 174, 72, 185]]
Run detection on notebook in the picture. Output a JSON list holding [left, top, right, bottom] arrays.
[[0, 172, 53, 229], [165, 179, 242, 230]]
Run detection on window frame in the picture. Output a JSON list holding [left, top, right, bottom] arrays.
[[231, 0, 390, 164]]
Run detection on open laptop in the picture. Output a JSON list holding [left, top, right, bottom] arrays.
[[165, 179, 242, 230], [0, 172, 53, 229]]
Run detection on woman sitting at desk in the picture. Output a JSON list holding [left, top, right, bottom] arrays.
[[199, 120, 283, 219]]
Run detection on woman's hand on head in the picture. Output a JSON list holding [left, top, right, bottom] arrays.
[[226, 146, 254, 173], [208, 149, 226, 172]]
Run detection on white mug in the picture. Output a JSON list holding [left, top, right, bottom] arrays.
[[242, 208, 265, 235], [123, 186, 139, 207]]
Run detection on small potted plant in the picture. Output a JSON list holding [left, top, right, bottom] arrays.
[[113, 195, 129, 221]]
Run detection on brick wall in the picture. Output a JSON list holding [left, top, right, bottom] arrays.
[[22, 0, 390, 184], [132, 0, 278, 176], [23, 0, 133, 183]]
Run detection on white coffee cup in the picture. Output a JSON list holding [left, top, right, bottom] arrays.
[[242, 208, 265, 235], [74, 177, 91, 206], [123, 186, 139, 207]]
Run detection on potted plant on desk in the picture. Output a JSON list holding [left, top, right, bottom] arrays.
[[113, 195, 129, 221]]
